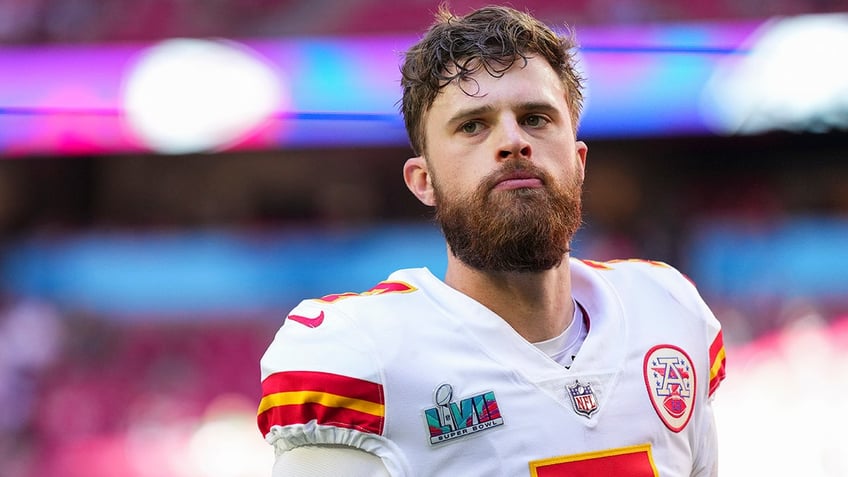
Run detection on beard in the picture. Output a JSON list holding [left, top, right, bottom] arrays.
[[434, 159, 583, 273]]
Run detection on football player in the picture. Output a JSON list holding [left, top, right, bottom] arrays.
[[258, 5, 726, 476]]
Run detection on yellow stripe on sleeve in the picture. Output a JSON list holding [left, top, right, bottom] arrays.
[[258, 390, 385, 417], [710, 346, 726, 381]]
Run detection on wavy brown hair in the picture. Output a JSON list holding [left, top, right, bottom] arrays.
[[400, 5, 584, 156]]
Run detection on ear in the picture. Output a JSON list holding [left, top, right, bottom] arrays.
[[575, 140, 588, 181], [403, 156, 436, 206]]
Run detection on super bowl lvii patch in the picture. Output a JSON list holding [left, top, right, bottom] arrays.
[[423, 383, 504, 445]]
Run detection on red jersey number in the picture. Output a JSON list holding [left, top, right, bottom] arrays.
[[529, 444, 658, 477]]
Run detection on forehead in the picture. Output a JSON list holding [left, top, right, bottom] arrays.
[[428, 56, 568, 120]]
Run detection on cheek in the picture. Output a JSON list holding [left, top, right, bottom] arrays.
[[441, 168, 482, 199], [428, 140, 495, 197], [428, 158, 470, 196], [547, 147, 584, 178]]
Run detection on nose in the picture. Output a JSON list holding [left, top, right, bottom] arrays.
[[496, 120, 531, 161]]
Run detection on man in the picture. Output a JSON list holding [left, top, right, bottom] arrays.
[[257, 5, 726, 476]]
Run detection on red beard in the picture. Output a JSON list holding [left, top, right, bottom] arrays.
[[434, 159, 583, 272]]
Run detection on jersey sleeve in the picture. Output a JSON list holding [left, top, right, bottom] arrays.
[[625, 260, 725, 476], [690, 396, 720, 477], [668, 266, 726, 399], [631, 259, 727, 398], [272, 445, 391, 477], [257, 299, 391, 456]]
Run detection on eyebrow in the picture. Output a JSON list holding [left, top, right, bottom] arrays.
[[516, 101, 561, 116], [446, 101, 561, 128], [446, 104, 496, 129]]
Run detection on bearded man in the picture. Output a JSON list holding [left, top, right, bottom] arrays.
[[257, 6, 726, 477]]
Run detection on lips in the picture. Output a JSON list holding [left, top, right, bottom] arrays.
[[493, 170, 544, 190]]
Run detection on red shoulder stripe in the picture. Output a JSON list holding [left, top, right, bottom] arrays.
[[708, 331, 727, 397], [261, 370, 383, 402], [258, 371, 384, 437]]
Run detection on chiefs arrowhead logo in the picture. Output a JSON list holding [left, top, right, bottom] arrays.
[[643, 344, 696, 433]]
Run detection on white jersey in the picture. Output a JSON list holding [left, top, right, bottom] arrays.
[[258, 258, 726, 476]]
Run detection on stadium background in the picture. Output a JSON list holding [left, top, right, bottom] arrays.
[[0, 0, 846, 475]]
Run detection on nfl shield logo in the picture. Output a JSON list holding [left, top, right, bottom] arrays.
[[567, 380, 599, 418]]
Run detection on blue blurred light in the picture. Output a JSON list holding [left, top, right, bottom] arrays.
[[1, 225, 447, 318]]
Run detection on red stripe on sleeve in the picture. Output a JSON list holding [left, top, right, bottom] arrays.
[[261, 370, 383, 403], [258, 371, 385, 437], [708, 331, 726, 397], [258, 401, 383, 436], [368, 281, 414, 294], [709, 330, 724, 363]]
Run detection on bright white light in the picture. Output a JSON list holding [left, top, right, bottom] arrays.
[[122, 38, 283, 154], [715, 316, 848, 476], [183, 395, 273, 477], [701, 14, 848, 134]]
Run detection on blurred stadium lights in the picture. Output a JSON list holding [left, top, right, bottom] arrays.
[[0, 225, 448, 318], [688, 217, 848, 300], [122, 394, 272, 477], [3, 14, 847, 157], [122, 38, 284, 154], [1, 11, 847, 477], [8, 16, 848, 156], [4, 217, 848, 318], [715, 315, 848, 477], [181, 395, 274, 477], [701, 13, 848, 135]]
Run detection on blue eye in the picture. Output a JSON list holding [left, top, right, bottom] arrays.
[[524, 115, 548, 127], [460, 121, 481, 134]]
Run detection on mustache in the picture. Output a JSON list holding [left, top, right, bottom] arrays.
[[480, 159, 549, 192]]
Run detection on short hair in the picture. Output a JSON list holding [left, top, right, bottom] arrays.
[[400, 5, 585, 156]]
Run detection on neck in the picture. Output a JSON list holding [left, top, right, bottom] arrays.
[[444, 254, 575, 343]]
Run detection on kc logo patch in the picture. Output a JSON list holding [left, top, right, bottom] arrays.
[[643, 345, 696, 432]]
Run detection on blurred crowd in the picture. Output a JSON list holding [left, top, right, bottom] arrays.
[[0, 132, 846, 475], [0, 1, 847, 475], [0, 298, 276, 477]]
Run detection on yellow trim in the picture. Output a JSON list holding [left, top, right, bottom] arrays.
[[362, 280, 418, 296], [311, 280, 418, 304], [608, 258, 670, 268], [581, 259, 614, 270], [257, 390, 385, 417], [529, 443, 658, 477], [710, 346, 727, 381], [312, 292, 358, 304]]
